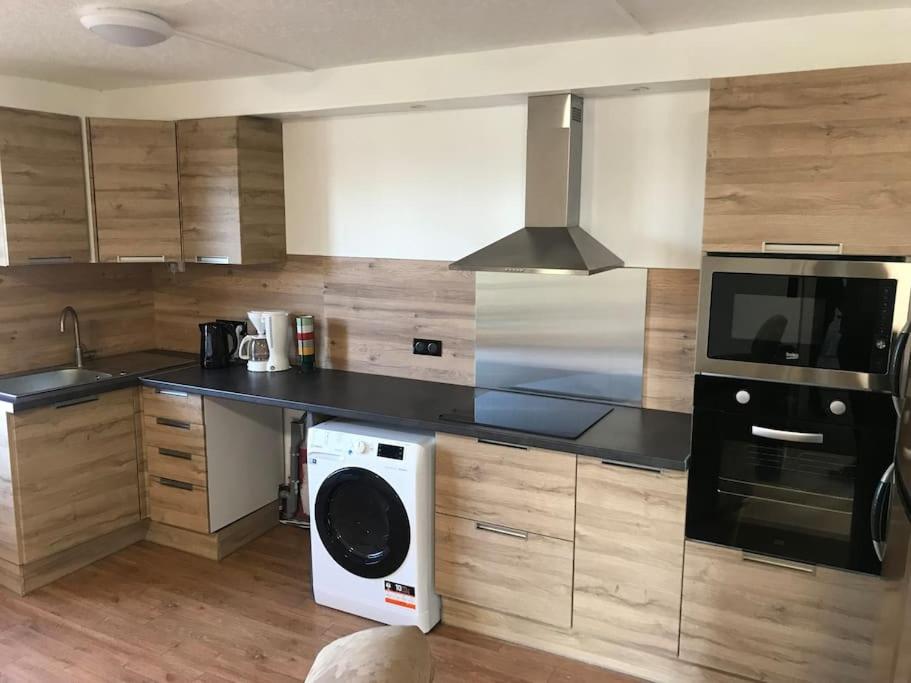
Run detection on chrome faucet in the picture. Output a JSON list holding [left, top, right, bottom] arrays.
[[59, 306, 84, 369]]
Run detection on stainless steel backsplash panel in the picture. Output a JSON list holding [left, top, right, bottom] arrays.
[[475, 268, 648, 405]]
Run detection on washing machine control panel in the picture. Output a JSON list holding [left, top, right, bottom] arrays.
[[310, 429, 412, 463]]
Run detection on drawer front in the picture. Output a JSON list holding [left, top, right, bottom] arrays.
[[141, 387, 203, 425], [149, 476, 209, 534], [146, 445, 207, 487], [435, 512, 573, 629], [143, 414, 206, 454], [435, 433, 576, 541], [679, 540, 884, 683]]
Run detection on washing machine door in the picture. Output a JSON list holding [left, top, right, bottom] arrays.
[[314, 466, 411, 579]]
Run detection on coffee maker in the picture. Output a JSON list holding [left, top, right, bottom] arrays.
[[239, 310, 291, 372]]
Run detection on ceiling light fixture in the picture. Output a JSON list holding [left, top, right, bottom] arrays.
[[78, 7, 312, 70], [79, 8, 173, 47]]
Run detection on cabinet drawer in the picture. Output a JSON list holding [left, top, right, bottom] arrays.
[[679, 540, 884, 683], [143, 414, 206, 454], [149, 476, 209, 534], [141, 387, 203, 425], [146, 445, 207, 487], [435, 433, 576, 541], [435, 513, 573, 628]]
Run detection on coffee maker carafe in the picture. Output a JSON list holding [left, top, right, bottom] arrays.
[[239, 310, 291, 372]]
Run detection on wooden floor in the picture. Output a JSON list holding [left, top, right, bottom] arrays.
[[0, 526, 641, 682]]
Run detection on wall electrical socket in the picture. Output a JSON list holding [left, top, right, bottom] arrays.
[[413, 338, 442, 357]]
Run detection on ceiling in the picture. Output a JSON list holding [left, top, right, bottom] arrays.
[[5, 0, 911, 90]]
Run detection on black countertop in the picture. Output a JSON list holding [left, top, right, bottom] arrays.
[[141, 365, 692, 471], [0, 350, 197, 411]]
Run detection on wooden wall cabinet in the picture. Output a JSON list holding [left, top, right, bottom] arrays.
[[0, 107, 91, 266], [703, 64, 911, 257], [573, 457, 687, 656], [177, 116, 286, 265], [679, 540, 885, 683], [88, 118, 181, 263]]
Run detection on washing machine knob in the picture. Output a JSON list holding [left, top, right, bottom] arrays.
[[355, 440, 368, 454]]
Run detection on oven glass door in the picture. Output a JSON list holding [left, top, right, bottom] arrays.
[[706, 272, 896, 374], [687, 406, 894, 574]]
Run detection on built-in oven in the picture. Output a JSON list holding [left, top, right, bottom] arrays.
[[687, 374, 896, 575], [697, 255, 911, 392]]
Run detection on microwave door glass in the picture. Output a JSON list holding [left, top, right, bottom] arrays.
[[707, 273, 896, 374]]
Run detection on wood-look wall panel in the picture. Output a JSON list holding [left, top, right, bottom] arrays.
[[643, 269, 699, 413], [0, 264, 155, 376], [153, 258, 693, 408], [152, 255, 475, 385], [704, 63, 911, 255]]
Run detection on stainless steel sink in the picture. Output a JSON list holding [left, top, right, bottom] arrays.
[[0, 368, 113, 397]]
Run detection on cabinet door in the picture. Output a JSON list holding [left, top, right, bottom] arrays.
[[572, 457, 687, 656], [0, 107, 90, 266], [177, 117, 242, 265], [435, 512, 573, 628], [9, 389, 141, 562], [703, 64, 911, 257], [680, 540, 884, 683], [435, 433, 576, 541], [89, 118, 181, 263], [177, 117, 285, 265]]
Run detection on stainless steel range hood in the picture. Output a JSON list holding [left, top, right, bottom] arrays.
[[450, 93, 624, 276]]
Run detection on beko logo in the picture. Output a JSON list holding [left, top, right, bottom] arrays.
[[785, 352, 799, 361]]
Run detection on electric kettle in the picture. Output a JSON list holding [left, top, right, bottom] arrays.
[[239, 310, 291, 372], [199, 321, 238, 369]]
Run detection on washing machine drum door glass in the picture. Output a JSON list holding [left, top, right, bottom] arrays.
[[315, 467, 411, 579]]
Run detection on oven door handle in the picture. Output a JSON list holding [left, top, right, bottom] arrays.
[[892, 322, 911, 399], [871, 463, 895, 562], [751, 426, 824, 444]]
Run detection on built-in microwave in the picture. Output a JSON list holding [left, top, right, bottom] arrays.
[[697, 256, 911, 392]]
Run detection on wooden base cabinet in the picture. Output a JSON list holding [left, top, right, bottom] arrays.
[[140, 388, 283, 558], [679, 540, 885, 683], [433, 434, 577, 629], [0, 389, 143, 594], [573, 458, 687, 656]]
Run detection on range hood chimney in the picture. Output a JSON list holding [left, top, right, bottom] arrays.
[[450, 93, 624, 276]]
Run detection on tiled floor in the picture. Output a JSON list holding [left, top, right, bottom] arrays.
[[0, 526, 642, 682]]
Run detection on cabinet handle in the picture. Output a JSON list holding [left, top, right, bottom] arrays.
[[762, 242, 842, 255], [599, 458, 662, 474], [158, 448, 193, 461], [195, 256, 230, 265], [477, 439, 528, 451], [159, 477, 194, 491], [117, 256, 167, 263], [28, 256, 73, 264], [156, 389, 189, 398], [156, 417, 191, 430], [475, 522, 528, 540], [751, 426, 823, 444], [742, 551, 816, 574], [54, 396, 99, 409]]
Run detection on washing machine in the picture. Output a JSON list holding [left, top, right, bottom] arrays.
[[307, 419, 440, 633]]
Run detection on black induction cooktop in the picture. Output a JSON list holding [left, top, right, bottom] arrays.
[[439, 389, 614, 439]]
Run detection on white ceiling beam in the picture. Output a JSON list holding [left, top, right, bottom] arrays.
[[611, 0, 652, 34]]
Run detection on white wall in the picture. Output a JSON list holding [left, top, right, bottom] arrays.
[[0, 75, 98, 116], [284, 87, 708, 269]]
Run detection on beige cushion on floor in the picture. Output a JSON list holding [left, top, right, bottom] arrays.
[[305, 625, 433, 683]]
